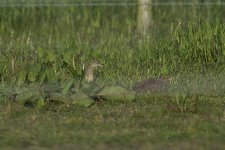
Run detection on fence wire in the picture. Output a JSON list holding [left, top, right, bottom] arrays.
[[0, 2, 225, 7]]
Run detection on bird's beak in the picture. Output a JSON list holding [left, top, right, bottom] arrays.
[[97, 64, 103, 67]]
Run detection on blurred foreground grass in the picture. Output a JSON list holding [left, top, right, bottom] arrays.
[[1, 95, 225, 149]]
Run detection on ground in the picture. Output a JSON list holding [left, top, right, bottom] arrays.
[[1, 95, 225, 149]]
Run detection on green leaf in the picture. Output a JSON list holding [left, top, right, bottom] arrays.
[[63, 52, 72, 64], [61, 78, 75, 94], [97, 86, 136, 102], [36, 98, 45, 108], [49, 92, 72, 104], [39, 72, 46, 83], [17, 70, 27, 86], [0, 82, 13, 96], [27, 70, 38, 82], [46, 50, 56, 63], [80, 81, 101, 97], [71, 92, 94, 107], [44, 69, 60, 82], [37, 47, 45, 58], [44, 82, 61, 93], [0, 82, 14, 102], [15, 87, 40, 105], [62, 61, 77, 76]]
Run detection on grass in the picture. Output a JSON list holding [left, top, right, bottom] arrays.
[[1, 0, 225, 149], [1, 96, 225, 149]]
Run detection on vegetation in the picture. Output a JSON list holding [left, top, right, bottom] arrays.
[[1, 0, 225, 149]]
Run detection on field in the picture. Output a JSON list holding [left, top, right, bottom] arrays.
[[1, 0, 225, 149]]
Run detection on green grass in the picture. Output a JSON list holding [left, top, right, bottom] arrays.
[[1, 96, 225, 149], [1, 1, 225, 149]]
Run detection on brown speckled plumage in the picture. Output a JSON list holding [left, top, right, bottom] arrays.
[[132, 76, 171, 93]]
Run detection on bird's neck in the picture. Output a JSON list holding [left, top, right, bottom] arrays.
[[85, 67, 94, 82]]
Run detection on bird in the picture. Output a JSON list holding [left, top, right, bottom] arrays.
[[70, 61, 103, 95], [84, 61, 103, 82], [132, 76, 171, 93], [74, 61, 103, 97]]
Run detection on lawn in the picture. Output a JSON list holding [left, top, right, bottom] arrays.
[[1, 96, 225, 149], [1, 0, 225, 149]]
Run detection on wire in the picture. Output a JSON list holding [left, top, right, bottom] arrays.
[[0, 2, 225, 7]]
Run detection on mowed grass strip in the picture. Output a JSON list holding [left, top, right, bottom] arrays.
[[1, 96, 225, 149]]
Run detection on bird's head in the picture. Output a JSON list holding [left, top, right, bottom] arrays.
[[89, 61, 103, 68], [160, 76, 172, 83]]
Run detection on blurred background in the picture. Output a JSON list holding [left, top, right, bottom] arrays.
[[0, 0, 225, 87]]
